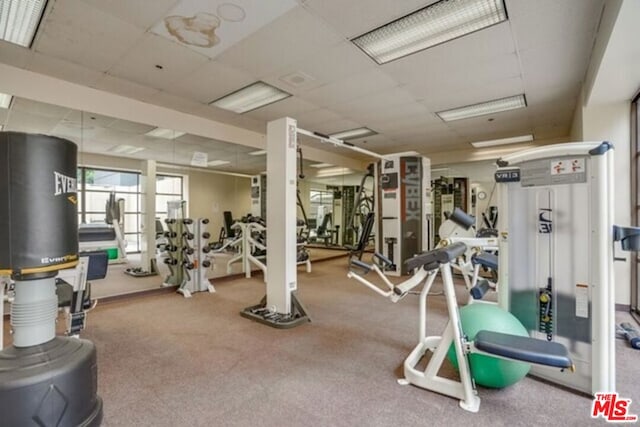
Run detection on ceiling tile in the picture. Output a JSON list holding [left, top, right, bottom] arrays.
[[263, 42, 375, 95], [303, 69, 398, 108], [166, 60, 256, 104], [216, 6, 343, 77], [35, 0, 146, 72], [300, 0, 431, 39], [0, 40, 34, 69], [507, 0, 604, 51], [27, 53, 105, 87], [242, 97, 319, 122], [81, 0, 181, 30], [108, 33, 210, 90]]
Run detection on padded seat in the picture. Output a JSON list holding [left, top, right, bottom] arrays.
[[475, 330, 573, 369], [472, 252, 498, 271]]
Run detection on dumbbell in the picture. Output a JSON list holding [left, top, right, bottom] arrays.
[[202, 260, 211, 268], [164, 258, 179, 266], [183, 247, 194, 255], [165, 244, 178, 252], [183, 261, 195, 270], [165, 219, 176, 225], [200, 218, 209, 224], [201, 232, 211, 239], [202, 246, 211, 254], [183, 232, 194, 240], [183, 218, 193, 225], [164, 231, 177, 238]]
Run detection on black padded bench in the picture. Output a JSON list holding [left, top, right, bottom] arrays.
[[472, 252, 498, 271], [475, 330, 573, 369]]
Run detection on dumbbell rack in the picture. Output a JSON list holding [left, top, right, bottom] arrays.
[[162, 217, 215, 298]]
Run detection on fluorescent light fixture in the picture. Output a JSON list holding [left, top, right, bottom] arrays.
[[249, 150, 267, 156], [328, 127, 377, 140], [145, 127, 186, 139], [310, 163, 333, 168], [437, 94, 526, 122], [0, 93, 13, 109], [430, 167, 450, 173], [108, 144, 146, 155], [470, 134, 534, 148], [210, 81, 291, 114], [207, 160, 230, 167], [352, 0, 508, 64], [316, 167, 354, 178], [0, 0, 47, 47]]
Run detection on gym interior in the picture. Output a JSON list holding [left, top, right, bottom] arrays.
[[1, 1, 640, 426]]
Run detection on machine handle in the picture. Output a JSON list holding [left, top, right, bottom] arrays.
[[374, 252, 393, 267], [350, 259, 372, 274]]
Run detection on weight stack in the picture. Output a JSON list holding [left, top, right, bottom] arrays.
[[0, 132, 103, 427]]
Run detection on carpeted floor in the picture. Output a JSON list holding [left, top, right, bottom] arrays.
[[72, 257, 639, 427], [92, 248, 348, 299], [3, 257, 638, 426]]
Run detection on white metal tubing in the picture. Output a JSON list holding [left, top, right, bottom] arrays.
[[418, 270, 439, 340], [441, 263, 478, 411], [606, 146, 616, 392], [296, 127, 389, 160], [499, 142, 605, 165], [347, 271, 393, 298]]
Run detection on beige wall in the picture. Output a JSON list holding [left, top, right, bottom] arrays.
[[580, 101, 632, 305]]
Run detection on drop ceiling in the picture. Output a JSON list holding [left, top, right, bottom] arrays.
[[0, 0, 606, 171]]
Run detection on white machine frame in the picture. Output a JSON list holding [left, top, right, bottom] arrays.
[[496, 141, 615, 395], [348, 242, 573, 413]]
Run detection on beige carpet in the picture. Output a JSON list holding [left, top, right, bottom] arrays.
[[92, 248, 348, 299], [49, 258, 640, 426]]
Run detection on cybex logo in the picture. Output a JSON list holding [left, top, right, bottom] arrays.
[[539, 208, 552, 234], [403, 159, 420, 222], [54, 171, 77, 196]]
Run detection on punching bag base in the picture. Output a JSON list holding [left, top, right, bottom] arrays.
[[0, 337, 103, 427]]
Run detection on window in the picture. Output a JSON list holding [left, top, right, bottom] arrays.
[[76, 168, 184, 254], [309, 190, 334, 226], [156, 174, 184, 223], [78, 167, 141, 252]]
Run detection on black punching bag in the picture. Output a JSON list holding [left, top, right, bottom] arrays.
[[0, 132, 103, 427]]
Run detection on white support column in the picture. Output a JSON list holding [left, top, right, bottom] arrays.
[[141, 160, 157, 272], [266, 118, 298, 314]]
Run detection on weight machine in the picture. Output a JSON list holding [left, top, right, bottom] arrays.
[[377, 153, 432, 276], [348, 242, 573, 413], [496, 141, 640, 395]]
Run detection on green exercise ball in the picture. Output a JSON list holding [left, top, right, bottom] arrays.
[[447, 303, 531, 388]]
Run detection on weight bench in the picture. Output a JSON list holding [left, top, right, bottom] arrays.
[[474, 330, 573, 369], [346, 212, 376, 264]]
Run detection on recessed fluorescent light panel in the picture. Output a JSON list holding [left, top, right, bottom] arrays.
[[0, 93, 13, 109], [470, 134, 533, 148], [329, 127, 377, 140], [310, 163, 333, 168], [145, 127, 186, 139], [207, 160, 230, 167], [352, 0, 508, 64], [437, 94, 526, 122], [210, 81, 291, 114], [0, 0, 47, 47], [108, 144, 146, 154], [316, 167, 354, 178], [249, 150, 267, 156]]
